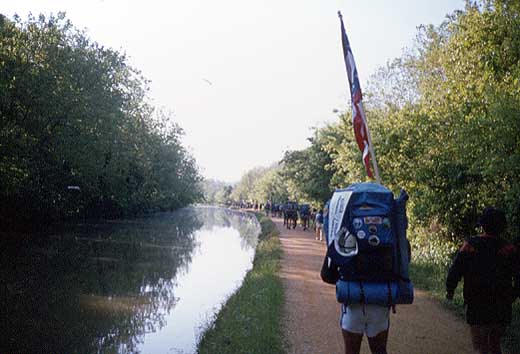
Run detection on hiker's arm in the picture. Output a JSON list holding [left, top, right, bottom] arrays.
[[446, 250, 465, 300]]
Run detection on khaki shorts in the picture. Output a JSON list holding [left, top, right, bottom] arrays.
[[340, 303, 390, 337]]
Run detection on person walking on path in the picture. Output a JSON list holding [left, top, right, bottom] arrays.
[[315, 209, 323, 241], [446, 207, 520, 354], [272, 214, 474, 354], [321, 236, 390, 354]]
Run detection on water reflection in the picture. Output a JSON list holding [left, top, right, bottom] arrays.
[[0, 207, 259, 354]]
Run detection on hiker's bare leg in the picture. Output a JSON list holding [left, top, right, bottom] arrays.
[[367, 329, 388, 354], [488, 324, 505, 354], [470, 325, 489, 354], [342, 330, 363, 354]]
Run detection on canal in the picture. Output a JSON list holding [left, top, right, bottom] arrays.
[[1, 206, 260, 354]]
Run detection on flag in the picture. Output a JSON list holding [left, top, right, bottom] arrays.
[[338, 11, 373, 179]]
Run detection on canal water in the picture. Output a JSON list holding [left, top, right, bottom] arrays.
[[0, 206, 260, 354]]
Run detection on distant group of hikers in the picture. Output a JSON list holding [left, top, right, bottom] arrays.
[[263, 201, 324, 241], [261, 184, 519, 354]]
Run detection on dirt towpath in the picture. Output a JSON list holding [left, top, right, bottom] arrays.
[[275, 216, 474, 354]]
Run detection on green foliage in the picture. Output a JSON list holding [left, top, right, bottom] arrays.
[[201, 179, 233, 205], [225, 126, 336, 209], [214, 185, 234, 205], [409, 225, 460, 267], [228, 165, 290, 206], [230, 166, 269, 203], [280, 127, 336, 205], [220, 0, 520, 242], [0, 13, 202, 227], [326, 0, 520, 239], [252, 168, 289, 205], [320, 116, 371, 188]]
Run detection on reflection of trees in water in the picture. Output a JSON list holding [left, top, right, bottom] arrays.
[[194, 206, 260, 250], [1, 209, 203, 354], [0, 206, 259, 354]]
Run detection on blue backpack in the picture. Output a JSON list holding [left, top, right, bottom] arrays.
[[324, 183, 413, 306], [299, 204, 310, 217]]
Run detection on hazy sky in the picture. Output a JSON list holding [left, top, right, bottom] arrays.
[[5, 0, 465, 182]]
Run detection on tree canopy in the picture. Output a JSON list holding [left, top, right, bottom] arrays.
[[220, 0, 520, 239], [0, 13, 203, 228]]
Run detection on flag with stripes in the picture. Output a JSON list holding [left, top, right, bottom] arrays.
[[338, 12, 373, 179]]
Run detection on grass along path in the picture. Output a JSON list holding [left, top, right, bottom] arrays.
[[196, 212, 285, 354]]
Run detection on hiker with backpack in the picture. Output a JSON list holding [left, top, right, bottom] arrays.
[[446, 207, 520, 354], [321, 183, 414, 354], [284, 201, 298, 229], [315, 209, 324, 241], [299, 204, 310, 230]]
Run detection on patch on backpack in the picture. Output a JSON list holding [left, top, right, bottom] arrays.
[[364, 216, 382, 224]]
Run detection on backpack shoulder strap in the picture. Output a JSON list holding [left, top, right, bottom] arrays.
[[497, 238, 517, 257], [460, 237, 478, 253]]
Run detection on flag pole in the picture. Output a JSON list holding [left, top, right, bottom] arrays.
[[337, 11, 382, 184], [358, 100, 382, 184]]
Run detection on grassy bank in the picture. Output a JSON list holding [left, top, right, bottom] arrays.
[[197, 212, 285, 354], [410, 234, 520, 353]]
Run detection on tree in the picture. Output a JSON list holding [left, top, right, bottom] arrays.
[[327, 0, 520, 237], [0, 13, 203, 228], [252, 167, 289, 204], [230, 167, 267, 203], [280, 126, 338, 205]]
